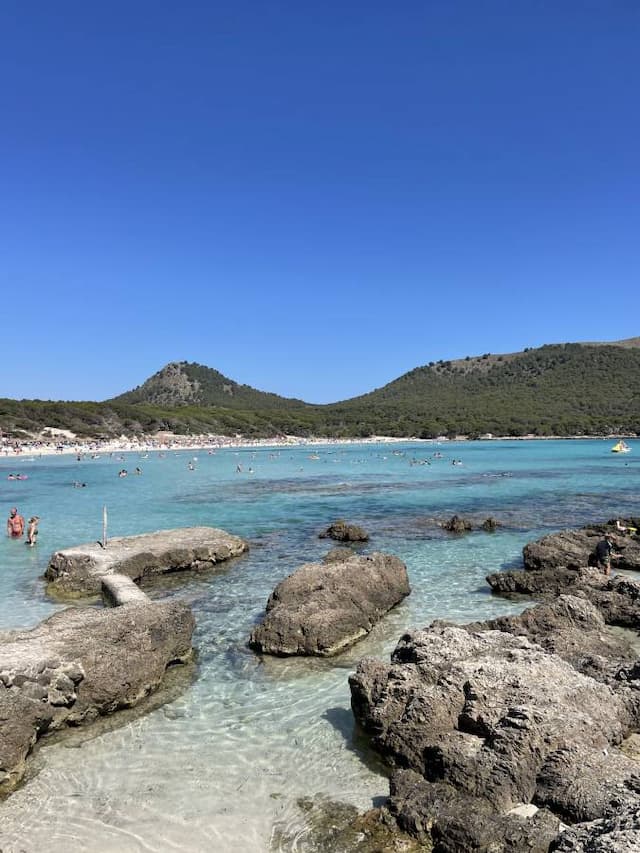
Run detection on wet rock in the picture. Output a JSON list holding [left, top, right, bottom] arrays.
[[441, 515, 473, 534], [0, 600, 194, 795], [481, 516, 501, 532], [249, 552, 410, 656], [323, 547, 355, 564], [270, 794, 426, 853], [319, 520, 370, 542], [46, 526, 249, 597]]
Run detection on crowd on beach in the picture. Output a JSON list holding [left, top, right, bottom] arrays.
[[0, 431, 418, 460]]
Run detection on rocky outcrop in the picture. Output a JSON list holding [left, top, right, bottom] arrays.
[[248, 551, 410, 656], [0, 600, 194, 795], [387, 770, 561, 853], [550, 802, 640, 851], [459, 594, 638, 686], [522, 520, 640, 573], [319, 520, 369, 542], [349, 613, 640, 850], [441, 515, 501, 534], [46, 526, 249, 597]]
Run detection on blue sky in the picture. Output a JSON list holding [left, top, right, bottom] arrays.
[[1, 1, 638, 404]]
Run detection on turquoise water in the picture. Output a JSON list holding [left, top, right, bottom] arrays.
[[0, 439, 639, 851]]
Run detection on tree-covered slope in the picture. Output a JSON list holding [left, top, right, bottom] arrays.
[[110, 361, 306, 410], [324, 343, 640, 437], [2, 341, 639, 440]]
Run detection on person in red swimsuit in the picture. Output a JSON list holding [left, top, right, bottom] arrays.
[[7, 507, 25, 538]]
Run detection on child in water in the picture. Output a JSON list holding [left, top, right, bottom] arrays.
[[26, 516, 39, 546]]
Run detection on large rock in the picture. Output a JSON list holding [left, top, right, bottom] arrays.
[[349, 622, 640, 848], [0, 600, 194, 795], [387, 769, 561, 853], [522, 521, 640, 573], [459, 594, 639, 687], [487, 565, 640, 630], [248, 551, 410, 656], [46, 526, 249, 597]]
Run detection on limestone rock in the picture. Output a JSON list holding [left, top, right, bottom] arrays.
[[318, 520, 369, 542], [350, 624, 637, 833], [249, 552, 410, 656], [0, 601, 194, 795], [46, 526, 249, 597]]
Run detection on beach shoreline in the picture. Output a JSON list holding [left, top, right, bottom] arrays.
[[0, 430, 633, 461]]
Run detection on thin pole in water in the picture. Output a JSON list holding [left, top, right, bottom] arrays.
[[102, 505, 108, 548]]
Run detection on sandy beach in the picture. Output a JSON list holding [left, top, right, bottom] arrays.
[[0, 429, 424, 460]]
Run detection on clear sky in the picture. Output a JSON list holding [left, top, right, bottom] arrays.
[[1, 1, 638, 404]]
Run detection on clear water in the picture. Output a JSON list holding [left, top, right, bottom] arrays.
[[0, 439, 638, 851]]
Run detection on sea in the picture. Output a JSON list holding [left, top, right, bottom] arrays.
[[0, 438, 638, 852]]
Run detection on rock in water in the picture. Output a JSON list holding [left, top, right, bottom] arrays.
[[46, 526, 249, 597], [319, 520, 370, 542], [248, 552, 410, 656], [0, 600, 194, 795]]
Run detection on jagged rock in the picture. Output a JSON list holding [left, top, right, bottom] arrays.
[[350, 623, 640, 847], [459, 594, 638, 689], [522, 521, 640, 574], [481, 516, 501, 532], [248, 552, 410, 656], [536, 745, 640, 823], [319, 520, 369, 542], [441, 515, 473, 533], [0, 601, 194, 795], [388, 769, 561, 853], [46, 526, 249, 597], [550, 802, 640, 851], [487, 566, 640, 631]]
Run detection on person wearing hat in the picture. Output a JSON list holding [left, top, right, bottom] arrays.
[[594, 532, 620, 576], [6, 507, 25, 538]]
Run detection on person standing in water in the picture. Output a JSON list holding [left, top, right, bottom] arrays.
[[26, 516, 39, 546], [7, 507, 25, 538]]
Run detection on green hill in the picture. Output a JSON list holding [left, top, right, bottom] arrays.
[[110, 361, 306, 410], [1, 340, 639, 440]]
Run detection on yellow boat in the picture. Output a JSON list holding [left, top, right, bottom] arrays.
[[611, 440, 631, 453]]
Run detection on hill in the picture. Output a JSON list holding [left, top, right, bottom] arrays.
[[1, 340, 639, 440], [110, 361, 306, 410], [319, 342, 640, 437]]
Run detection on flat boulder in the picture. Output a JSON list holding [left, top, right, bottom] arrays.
[[0, 600, 194, 795], [46, 526, 249, 597], [248, 552, 410, 656]]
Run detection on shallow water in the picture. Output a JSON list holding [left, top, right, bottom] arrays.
[[0, 439, 638, 851]]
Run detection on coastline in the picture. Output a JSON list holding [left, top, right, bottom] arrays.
[[0, 430, 634, 461]]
